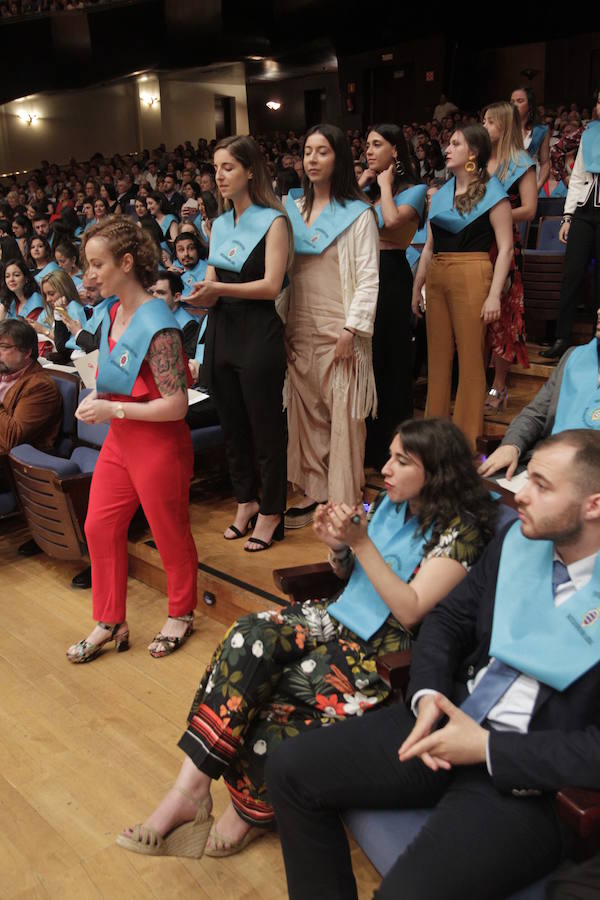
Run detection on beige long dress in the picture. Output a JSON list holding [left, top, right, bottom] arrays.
[[286, 241, 366, 505]]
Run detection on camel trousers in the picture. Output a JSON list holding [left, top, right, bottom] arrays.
[[424, 252, 492, 449]]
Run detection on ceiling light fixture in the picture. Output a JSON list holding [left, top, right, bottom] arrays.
[[266, 100, 281, 111]]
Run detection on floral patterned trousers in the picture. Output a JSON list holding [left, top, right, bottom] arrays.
[[177, 599, 410, 826]]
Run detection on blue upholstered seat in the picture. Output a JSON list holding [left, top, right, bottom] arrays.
[[342, 808, 548, 898], [190, 424, 224, 453], [48, 372, 79, 457], [536, 217, 565, 253]]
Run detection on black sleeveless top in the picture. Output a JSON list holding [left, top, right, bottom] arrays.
[[431, 211, 494, 253]]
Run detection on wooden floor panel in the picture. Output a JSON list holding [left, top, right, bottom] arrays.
[[0, 518, 380, 900]]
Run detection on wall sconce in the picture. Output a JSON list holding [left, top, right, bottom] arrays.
[[17, 111, 39, 126], [266, 100, 281, 111], [140, 94, 160, 108]]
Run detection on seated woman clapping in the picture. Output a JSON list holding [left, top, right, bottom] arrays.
[[116, 417, 497, 860]]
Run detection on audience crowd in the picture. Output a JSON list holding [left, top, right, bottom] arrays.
[[2, 87, 600, 900], [0, 0, 122, 18]]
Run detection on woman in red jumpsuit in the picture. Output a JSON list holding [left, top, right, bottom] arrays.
[[67, 217, 198, 663]]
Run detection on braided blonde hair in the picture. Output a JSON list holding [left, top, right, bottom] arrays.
[[453, 125, 491, 216], [82, 215, 159, 289]]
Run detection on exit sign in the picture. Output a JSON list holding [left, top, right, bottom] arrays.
[[425, 70, 435, 82]]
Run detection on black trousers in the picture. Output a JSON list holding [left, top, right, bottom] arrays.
[[266, 703, 565, 900], [366, 249, 414, 470], [556, 193, 600, 340], [209, 299, 287, 514]]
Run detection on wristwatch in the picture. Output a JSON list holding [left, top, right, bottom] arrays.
[[115, 403, 126, 419]]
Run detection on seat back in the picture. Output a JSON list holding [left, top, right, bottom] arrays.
[[536, 217, 565, 253], [517, 220, 529, 249], [76, 387, 110, 448], [9, 445, 89, 559], [0, 455, 18, 519], [522, 251, 565, 342], [48, 370, 80, 458], [536, 196, 565, 219]]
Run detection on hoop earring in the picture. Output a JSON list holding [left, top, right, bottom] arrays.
[[465, 155, 477, 174], [394, 158, 405, 177]]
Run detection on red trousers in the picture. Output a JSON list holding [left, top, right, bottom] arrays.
[[85, 418, 198, 623]]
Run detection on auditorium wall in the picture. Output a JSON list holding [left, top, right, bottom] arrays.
[[0, 64, 249, 175], [246, 72, 342, 135]]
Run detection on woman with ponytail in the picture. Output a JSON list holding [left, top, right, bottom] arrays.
[[411, 125, 513, 449], [360, 124, 427, 468]]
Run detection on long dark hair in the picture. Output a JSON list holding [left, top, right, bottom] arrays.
[[301, 123, 370, 219], [0, 257, 40, 308], [395, 417, 497, 555], [513, 85, 539, 129], [214, 134, 293, 265], [367, 123, 419, 203], [452, 125, 491, 215]]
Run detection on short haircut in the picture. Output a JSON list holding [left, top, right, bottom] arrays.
[[154, 270, 183, 296], [536, 429, 600, 495], [33, 213, 50, 223], [0, 317, 38, 360]]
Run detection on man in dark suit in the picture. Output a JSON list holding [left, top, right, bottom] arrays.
[[266, 429, 600, 900]]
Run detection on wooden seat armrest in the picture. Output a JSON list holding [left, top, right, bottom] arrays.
[[556, 787, 600, 839], [376, 650, 413, 694], [59, 472, 93, 529], [476, 435, 503, 457], [273, 563, 343, 603]]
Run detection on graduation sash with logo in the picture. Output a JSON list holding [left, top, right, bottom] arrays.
[[428, 176, 507, 233], [63, 300, 90, 351], [285, 190, 370, 254], [208, 205, 283, 273], [96, 298, 179, 395], [181, 259, 208, 296], [581, 121, 600, 174], [328, 496, 429, 641], [490, 522, 600, 690], [552, 339, 600, 433]]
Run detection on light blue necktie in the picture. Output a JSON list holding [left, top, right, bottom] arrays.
[[460, 559, 571, 724]]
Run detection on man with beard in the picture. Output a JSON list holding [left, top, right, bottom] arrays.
[[267, 429, 600, 900]]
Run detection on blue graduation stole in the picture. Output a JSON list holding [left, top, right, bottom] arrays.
[[581, 121, 600, 174], [527, 124, 548, 158], [328, 497, 429, 641], [159, 214, 177, 237], [497, 151, 535, 191], [428, 176, 507, 234], [490, 522, 600, 691], [81, 295, 118, 337], [64, 300, 89, 351], [208, 205, 283, 272], [406, 246, 421, 270], [412, 223, 428, 244], [71, 273, 83, 290], [285, 191, 370, 254], [96, 298, 179, 395], [373, 184, 427, 229], [552, 339, 600, 433], [181, 259, 208, 296], [193, 214, 210, 242], [84, 219, 97, 232], [172, 304, 207, 362], [33, 261, 60, 286], [7, 291, 44, 319]]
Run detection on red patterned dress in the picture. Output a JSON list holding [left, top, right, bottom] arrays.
[[486, 180, 529, 368]]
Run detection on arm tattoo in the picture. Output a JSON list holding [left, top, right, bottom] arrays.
[[147, 329, 187, 398]]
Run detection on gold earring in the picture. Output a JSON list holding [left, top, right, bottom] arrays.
[[465, 155, 477, 174]]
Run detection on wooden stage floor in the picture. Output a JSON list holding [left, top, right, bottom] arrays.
[[0, 501, 380, 899]]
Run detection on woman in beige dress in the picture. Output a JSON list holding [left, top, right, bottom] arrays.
[[283, 124, 379, 529]]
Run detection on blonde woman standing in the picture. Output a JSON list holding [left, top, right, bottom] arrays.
[[482, 101, 537, 409]]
